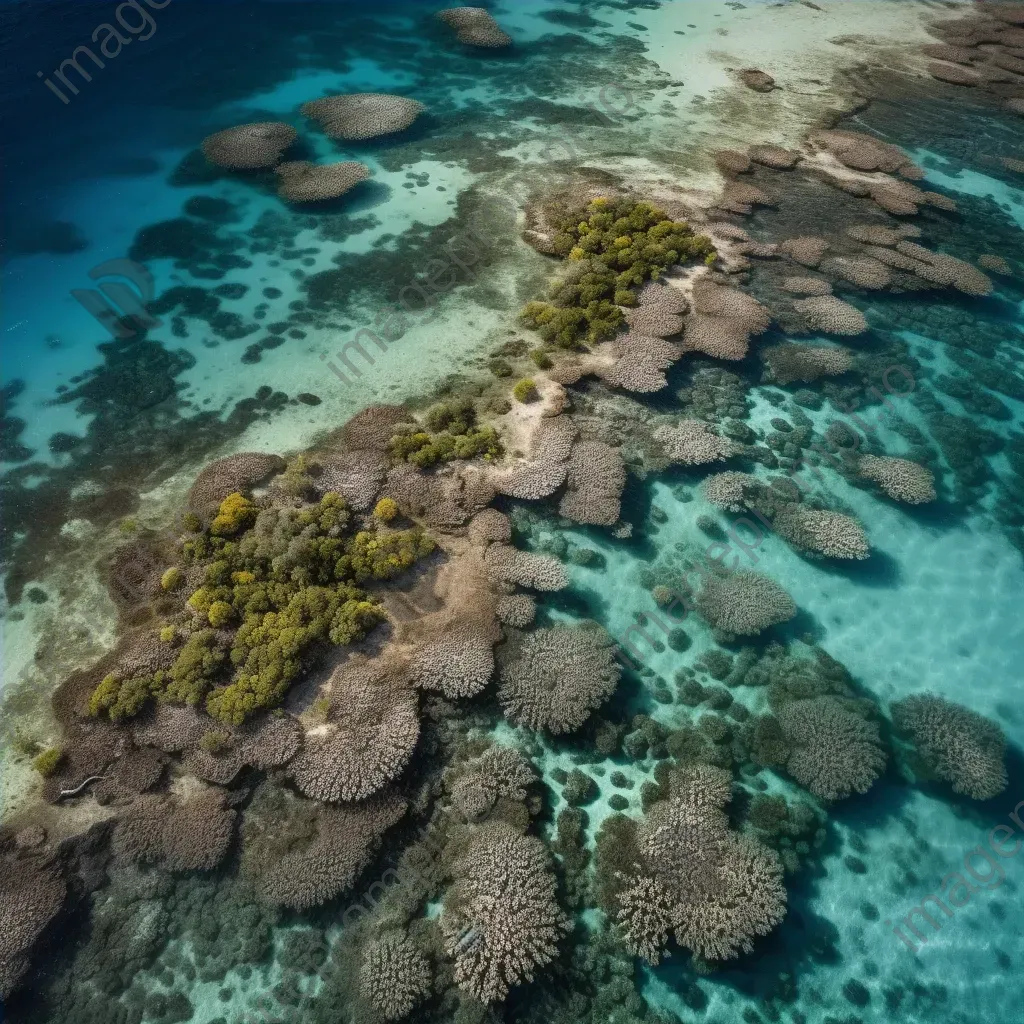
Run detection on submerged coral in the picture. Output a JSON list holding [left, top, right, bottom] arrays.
[[892, 694, 1007, 800], [441, 821, 569, 1002], [301, 93, 426, 140]]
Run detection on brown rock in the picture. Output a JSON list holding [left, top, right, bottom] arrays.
[[740, 68, 776, 92]]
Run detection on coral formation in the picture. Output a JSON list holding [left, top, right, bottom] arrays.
[[411, 624, 495, 699], [654, 419, 740, 465], [276, 160, 371, 203], [0, 854, 66, 999], [892, 694, 1007, 800], [449, 745, 537, 822], [441, 821, 569, 1002], [301, 93, 426, 140], [695, 571, 797, 636], [201, 123, 297, 169], [437, 7, 513, 47], [792, 296, 867, 336], [858, 455, 937, 504], [772, 507, 870, 560], [702, 471, 754, 512], [558, 440, 627, 526], [498, 623, 621, 733], [610, 765, 786, 963], [763, 344, 852, 384], [360, 933, 432, 1020], [778, 697, 887, 801], [682, 278, 771, 361], [243, 785, 407, 909], [289, 657, 419, 801], [112, 784, 237, 872]]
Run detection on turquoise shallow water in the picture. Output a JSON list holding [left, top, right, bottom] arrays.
[[2, 2, 1024, 1024]]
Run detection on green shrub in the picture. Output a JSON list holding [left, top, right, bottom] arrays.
[[199, 730, 233, 755], [32, 747, 63, 777], [389, 426, 503, 467], [529, 349, 553, 370], [373, 497, 398, 522], [513, 378, 539, 403], [521, 196, 716, 349], [161, 567, 182, 591], [424, 398, 476, 434]]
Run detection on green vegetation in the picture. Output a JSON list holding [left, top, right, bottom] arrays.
[[373, 497, 398, 522], [529, 349, 553, 370], [90, 490, 435, 727], [119, 518, 138, 534], [32, 747, 63, 777], [488, 357, 514, 377], [521, 196, 716, 349], [279, 454, 318, 498], [389, 399, 503, 467], [199, 730, 232, 755], [161, 567, 183, 591], [160, 625, 176, 642], [513, 378, 539, 403]]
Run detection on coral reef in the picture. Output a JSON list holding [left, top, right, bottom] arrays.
[[112, 784, 237, 872], [892, 694, 1007, 800], [437, 6, 513, 47], [0, 853, 66, 999], [695, 571, 797, 636], [289, 656, 419, 801], [441, 821, 569, 1002], [609, 765, 786, 963], [858, 454, 937, 504], [201, 123, 297, 169], [682, 279, 771, 361], [792, 295, 867, 336], [243, 784, 407, 909], [301, 93, 426, 140], [360, 933, 432, 1020], [772, 507, 870, 560], [778, 697, 887, 801], [702, 471, 754, 512], [448, 745, 537, 823], [276, 160, 371, 203], [763, 344, 852, 384], [498, 623, 621, 733], [654, 419, 740, 465], [558, 440, 627, 526]]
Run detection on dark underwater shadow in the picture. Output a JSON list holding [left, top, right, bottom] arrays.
[[807, 546, 904, 589]]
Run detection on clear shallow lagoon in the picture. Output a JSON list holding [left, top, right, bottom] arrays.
[[2, 2, 1023, 1024]]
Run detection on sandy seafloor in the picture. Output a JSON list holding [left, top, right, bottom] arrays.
[[3, 1, 1024, 1023]]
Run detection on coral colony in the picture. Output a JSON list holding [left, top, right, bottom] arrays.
[[3, 3, 1024, 1024]]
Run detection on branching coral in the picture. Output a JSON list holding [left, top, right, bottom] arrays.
[[892, 694, 1007, 800], [777, 697, 886, 801], [243, 784, 407, 909], [858, 455, 936, 504], [449, 745, 537, 822], [682, 279, 771, 361], [696, 571, 797, 636], [702, 471, 753, 512], [301, 93, 425, 140], [201, 123, 297, 169], [182, 711, 302, 785], [772, 507, 870, 560], [654, 419, 740, 465], [495, 593, 536, 628], [599, 333, 681, 393], [792, 295, 867, 336], [441, 821, 569, 1003], [497, 623, 621, 733], [558, 440, 626, 526], [0, 854, 66, 999], [611, 765, 786, 964], [112, 784, 237, 872], [289, 657, 419, 801], [360, 934, 432, 1020], [763, 343, 853, 384], [411, 623, 495, 699], [467, 509, 512, 547], [437, 7, 513, 47], [485, 544, 569, 592], [276, 160, 371, 203]]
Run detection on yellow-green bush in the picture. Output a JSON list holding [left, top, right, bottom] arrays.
[[90, 491, 426, 726], [522, 197, 716, 349], [211, 492, 257, 537], [32, 747, 63, 777], [161, 567, 183, 591], [389, 425, 503, 467], [513, 378, 539, 403], [374, 497, 399, 522]]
